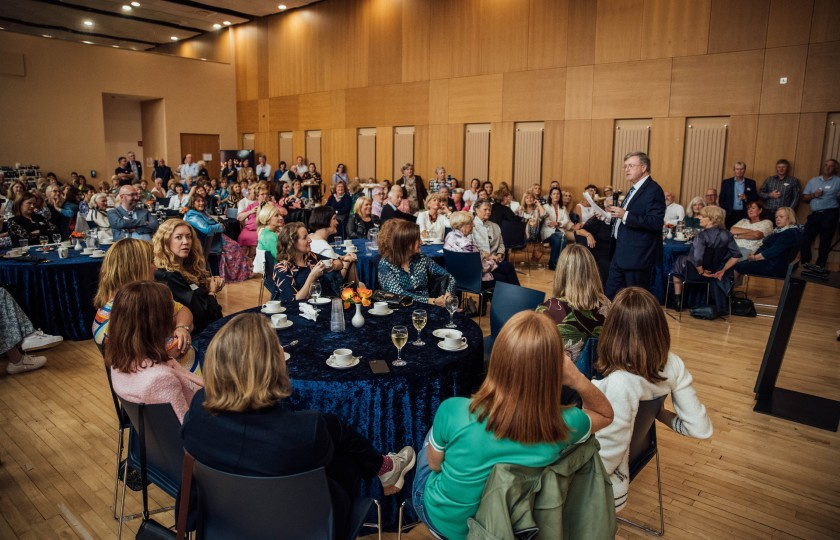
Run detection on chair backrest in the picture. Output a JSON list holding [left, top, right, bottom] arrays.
[[264, 251, 278, 298], [499, 220, 527, 250], [489, 282, 545, 337], [100, 347, 131, 429], [627, 396, 667, 482], [192, 461, 334, 540], [121, 401, 184, 498], [443, 249, 484, 294], [157, 196, 171, 207], [575, 337, 599, 380]]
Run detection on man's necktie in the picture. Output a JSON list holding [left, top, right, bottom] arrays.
[[612, 186, 636, 238]]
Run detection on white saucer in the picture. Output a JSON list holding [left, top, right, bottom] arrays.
[[271, 320, 294, 330], [261, 306, 287, 314], [326, 355, 360, 369], [308, 297, 331, 305], [432, 329, 454, 338], [89, 253, 106, 259], [368, 308, 394, 316], [437, 341, 468, 352], [3, 253, 22, 259], [284, 352, 291, 361], [368, 246, 378, 251]]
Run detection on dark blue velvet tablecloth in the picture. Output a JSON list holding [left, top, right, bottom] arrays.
[[334, 238, 445, 289], [0, 247, 105, 340], [651, 239, 692, 304], [192, 302, 484, 529]]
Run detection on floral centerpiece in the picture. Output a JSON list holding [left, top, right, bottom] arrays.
[[341, 285, 373, 328]]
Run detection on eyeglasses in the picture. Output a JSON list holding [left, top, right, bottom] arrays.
[[623, 163, 641, 169]]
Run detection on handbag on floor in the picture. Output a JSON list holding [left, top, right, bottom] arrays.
[[730, 292, 756, 317]]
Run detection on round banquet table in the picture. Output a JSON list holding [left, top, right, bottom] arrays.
[[192, 301, 484, 529], [651, 238, 693, 304], [333, 238, 446, 289], [0, 246, 105, 340]]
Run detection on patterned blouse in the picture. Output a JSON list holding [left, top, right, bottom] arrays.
[[378, 253, 456, 303], [272, 251, 337, 303], [536, 297, 609, 361]]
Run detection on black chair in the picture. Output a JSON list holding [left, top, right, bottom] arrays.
[[616, 395, 667, 536], [483, 282, 545, 362], [98, 344, 131, 521], [118, 402, 185, 539], [190, 461, 373, 540], [499, 220, 528, 274], [157, 196, 171, 208], [194, 229, 220, 276], [443, 249, 494, 321]]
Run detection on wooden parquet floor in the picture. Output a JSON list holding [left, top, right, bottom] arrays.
[[1, 263, 838, 539]]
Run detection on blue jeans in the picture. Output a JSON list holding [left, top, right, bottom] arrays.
[[411, 433, 445, 538], [546, 231, 566, 265]]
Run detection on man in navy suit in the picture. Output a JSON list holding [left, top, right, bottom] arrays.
[[719, 161, 758, 228], [605, 151, 666, 299]]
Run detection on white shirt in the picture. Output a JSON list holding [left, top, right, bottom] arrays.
[[256, 163, 272, 180], [168, 194, 190, 210], [664, 202, 685, 226], [178, 162, 199, 182], [237, 197, 254, 215], [416, 211, 450, 242], [309, 236, 339, 259], [540, 203, 570, 240], [613, 175, 649, 238]]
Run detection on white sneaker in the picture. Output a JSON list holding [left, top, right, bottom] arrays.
[[21, 330, 63, 352], [6, 355, 47, 375], [378, 446, 416, 495]]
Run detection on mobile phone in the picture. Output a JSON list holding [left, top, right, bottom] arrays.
[[369, 360, 390, 375]]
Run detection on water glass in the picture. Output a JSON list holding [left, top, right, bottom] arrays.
[[310, 281, 321, 303], [52, 233, 61, 244], [445, 296, 459, 328]]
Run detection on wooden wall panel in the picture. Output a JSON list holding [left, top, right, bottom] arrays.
[[234, 24, 262, 102], [760, 46, 807, 114], [268, 96, 299, 131], [724, 115, 759, 174], [368, 0, 403, 87], [708, 0, 770, 54], [292, 131, 305, 162], [810, 0, 840, 43], [254, 132, 275, 166], [753, 114, 800, 180], [323, 128, 356, 178], [413, 124, 430, 181], [562, 120, 591, 186], [641, 0, 711, 59], [588, 119, 614, 186], [542, 121, 564, 188], [448, 75, 503, 124], [802, 41, 840, 113], [331, 91, 346, 130], [489, 122, 514, 183], [298, 92, 333, 130], [649, 117, 686, 198], [428, 79, 448, 125], [594, 0, 643, 64], [427, 0, 451, 80], [670, 50, 764, 117], [447, 124, 465, 181], [345, 83, 430, 128], [427, 125, 449, 179], [567, 0, 596, 66], [237, 100, 258, 133], [592, 59, 672, 119], [324, 0, 369, 91], [479, 0, 528, 75], [401, 0, 430, 83], [766, 0, 814, 48], [795, 113, 828, 178], [565, 65, 593, 120], [527, 0, 569, 70], [502, 68, 566, 122], [375, 127, 393, 180], [448, 0, 482, 78], [257, 99, 269, 133]]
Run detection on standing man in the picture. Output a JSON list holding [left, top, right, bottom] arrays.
[[429, 166, 451, 194], [719, 162, 758, 228], [800, 159, 840, 268], [256, 154, 272, 181], [663, 191, 685, 226], [604, 151, 666, 299], [127, 151, 143, 185], [153, 158, 172, 183], [108, 185, 159, 241], [178, 154, 199, 188], [759, 158, 800, 212], [114, 156, 134, 186]]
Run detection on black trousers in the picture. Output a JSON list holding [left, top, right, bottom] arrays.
[[800, 208, 839, 267], [605, 258, 652, 299]]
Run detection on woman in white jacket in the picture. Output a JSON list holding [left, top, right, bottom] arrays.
[[87, 193, 114, 244], [541, 186, 571, 270], [592, 286, 712, 512]]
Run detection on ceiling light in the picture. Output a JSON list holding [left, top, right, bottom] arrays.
[[121, 5, 132, 11], [222, 21, 231, 26], [112, 45, 120, 48], [82, 40, 94, 44], [131, 1, 141, 6], [83, 20, 94, 26], [170, 36, 179, 41], [278, 4, 287, 9], [42, 34, 53, 38], [212, 23, 221, 29]]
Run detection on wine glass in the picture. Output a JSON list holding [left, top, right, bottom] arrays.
[[411, 309, 427, 346], [391, 325, 409, 366], [39, 235, 48, 251], [310, 281, 321, 304], [52, 233, 61, 245], [445, 295, 459, 328]]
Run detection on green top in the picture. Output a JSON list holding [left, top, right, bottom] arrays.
[[257, 228, 278, 258], [425, 397, 591, 540]]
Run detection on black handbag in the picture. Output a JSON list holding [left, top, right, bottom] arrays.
[[731, 292, 757, 317], [371, 289, 414, 308], [136, 519, 175, 540]]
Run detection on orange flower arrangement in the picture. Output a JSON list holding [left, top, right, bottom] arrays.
[[341, 285, 372, 309], [70, 231, 86, 239]]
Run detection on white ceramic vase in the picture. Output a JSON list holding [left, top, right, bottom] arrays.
[[351, 303, 365, 328]]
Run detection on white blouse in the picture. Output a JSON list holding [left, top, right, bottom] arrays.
[[168, 194, 190, 210], [416, 211, 450, 242], [540, 203, 570, 240]]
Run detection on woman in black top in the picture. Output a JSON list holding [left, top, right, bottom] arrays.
[[326, 181, 352, 223], [8, 193, 57, 246], [345, 196, 380, 239], [489, 188, 518, 225]]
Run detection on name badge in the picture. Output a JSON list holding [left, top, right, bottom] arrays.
[[189, 283, 199, 291]]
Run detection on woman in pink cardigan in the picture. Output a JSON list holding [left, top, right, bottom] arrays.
[[107, 281, 203, 423]]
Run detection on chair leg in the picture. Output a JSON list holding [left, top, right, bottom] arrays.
[[664, 274, 678, 321], [616, 449, 665, 536], [117, 457, 129, 540], [112, 428, 126, 520], [258, 278, 265, 306], [362, 499, 383, 540]]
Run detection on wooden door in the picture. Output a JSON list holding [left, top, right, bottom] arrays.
[[180, 133, 221, 180]]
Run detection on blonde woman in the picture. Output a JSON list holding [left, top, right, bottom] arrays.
[[536, 244, 611, 361], [416, 193, 450, 242], [256, 203, 283, 259], [683, 196, 706, 227], [153, 219, 224, 334]]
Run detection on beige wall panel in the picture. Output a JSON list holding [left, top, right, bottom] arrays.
[[489, 122, 515, 184], [324, 0, 369, 91], [292, 131, 306, 162], [479, 0, 528, 75], [649, 117, 686, 198], [641, 0, 711, 59], [267, 7, 327, 97], [413, 125, 430, 179], [542, 121, 564, 187], [331, 91, 347, 130], [753, 114, 800, 180], [428, 0, 452, 79], [448, 0, 482, 78], [376, 127, 394, 181], [528, 0, 569, 69], [448, 75, 504, 124], [760, 46, 808, 114], [670, 50, 765, 117], [502, 69, 566, 122], [767, 0, 814, 48], [368, 0, 403, 87], [724, 115, 759, 173], [298, 92, 333, 130], [802, 41, 840, 112], [708, 0, 770, 54], [810, 0, 840, 43], [234, 24, 262, 102], [595, 0, 643, 64], [323, 128, 357, 177], [427, 125, 449, 179], [589, 119, 614, 185], [447, 124, 466, 180], [268, 96, 299, 131], [795, 113, 828, 178], [258, 99, 270, 133], [592, 59, 671, 119], [428, 79, 449, 125], [401, 0, 431, 83], [345, 83, 430, 128], [562, 120, 592, 186], [237, 101, 258, 133], [565, 65, 594, 120], [254, 132, 276, 165], [567, 0, 597, 66]]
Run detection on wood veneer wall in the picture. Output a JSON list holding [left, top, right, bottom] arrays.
[[233, 0, 840, 206]]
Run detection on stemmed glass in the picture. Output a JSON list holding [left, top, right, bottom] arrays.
[[411, 309, 427, 346], [445, 295, 459, 328], [310, 281, 321, 304], [391, 325, 408, 366]]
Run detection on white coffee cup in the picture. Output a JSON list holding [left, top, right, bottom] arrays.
[[443, 331, 467, 349], [271, 313, 288, 326], [343, 239, 353, 246], [83, 247, 94, 255], [263, 300, 283, 313], [372, 301, 388, 313], [93, 249, 105, 257], [333, 348, 353, 366], [345, 245, 357, 253], [675, 234, 686, 241], [58, 246, 69, 259]]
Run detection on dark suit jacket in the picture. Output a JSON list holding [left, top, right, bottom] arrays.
[[613, 177, 666, 270], [379, 202, 416, 223], [719, 177, 758, 214], [108, 205, 160, 241]]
